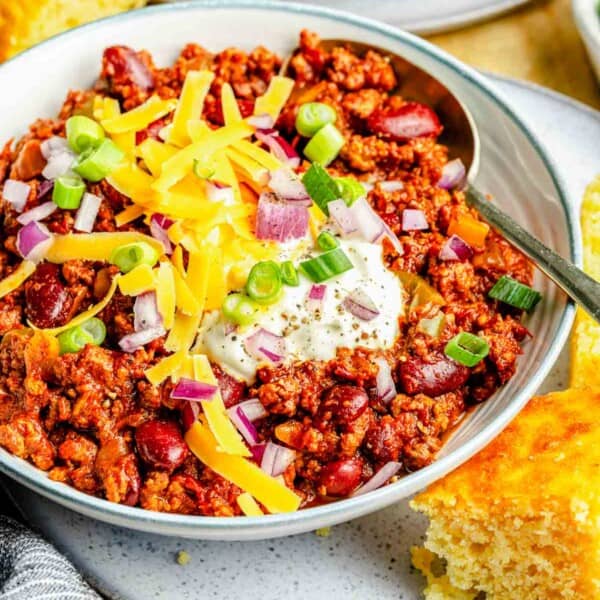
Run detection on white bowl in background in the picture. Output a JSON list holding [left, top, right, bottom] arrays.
[[572, 0, 600, 81], [0, 0, 577, 540]]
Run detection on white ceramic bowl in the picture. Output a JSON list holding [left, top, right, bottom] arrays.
[[572, 0, 600, 81], [0, 1, 577, 540]]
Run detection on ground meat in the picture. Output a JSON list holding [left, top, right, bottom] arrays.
[[0, 31, 535, 512]]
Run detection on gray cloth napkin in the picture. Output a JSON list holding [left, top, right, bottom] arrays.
[[0, 516, 100, 599]]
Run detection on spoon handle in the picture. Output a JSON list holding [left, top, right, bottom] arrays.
[[466, 186, 600, 323]]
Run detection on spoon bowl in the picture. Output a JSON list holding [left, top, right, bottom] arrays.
[[286, 38, 600, 323]]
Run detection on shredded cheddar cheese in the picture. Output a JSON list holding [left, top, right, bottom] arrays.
[[191, 355, 249, 457], [185, 420, 301, 514], [237, 492, 264, 516], [101, 95, 177, 134], [0, 260, 36, 299]]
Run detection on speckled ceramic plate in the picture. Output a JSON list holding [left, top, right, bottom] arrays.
[[273, 0, 531, 34], [0, 1, 577, 541], [4, 46, 599, 600]]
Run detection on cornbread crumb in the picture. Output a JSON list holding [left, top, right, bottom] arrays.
[[0, 0, 147, 61], [176, 550, 190, 566], [410, 547, 477, 600], [315, 526, 332, 537], [411, 389, 600, 599]]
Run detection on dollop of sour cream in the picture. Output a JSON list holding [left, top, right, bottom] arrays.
[[197, 239, 403, 383]]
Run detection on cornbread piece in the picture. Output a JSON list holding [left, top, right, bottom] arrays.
[[571, 176, 600, 388], [0, 0, 146, 61], [411, 389, 600, 600]]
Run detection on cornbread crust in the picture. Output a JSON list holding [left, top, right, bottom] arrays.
[[0, 1, 146, 61], [570, 175, 600, 388], [411, 389, 600, 599]]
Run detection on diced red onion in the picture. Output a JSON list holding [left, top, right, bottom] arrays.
[[42, 151, 75, 180], [3, 180, 31, 212], [224, 321, 238, 336], [250, 442, 266, 464], [206, 181, 235, 205], [349, 197, 385, 243], [74, 193, 101, 233], [17, 201, 57, 225], [248, 114, 274, 129], [40, 136, 70, 159], [439, 234, 473, 261], [260, 441, 296, 477], [149, 213, 174, 254], [269, 168, 311, 205], [118, 327, 165, 352], [306, 284, 326, 311], [255, 192, 308, 242], [133, 291, 163, 332], [402, 209, 429, 231], [255, 129, 300, 168], [37, 180, 54, 201], [379, 180, 404, 193], [16, 221, 53, 263], [171, 377, 218, 401], [346, 197, 404, 255], [244, 327, 286, 364], [379, 222, 404, 256], [351, 461, 402, 497], [234, 398, 268, 421], [342, 288, 380, 321], [374, 357, 396, 404], [328, 199, 358, 236], [438, 158, 466, 190], [227, 405, 260, 446]]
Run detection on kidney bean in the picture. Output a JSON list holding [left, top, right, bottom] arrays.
[[320, 385, 369, 425], [211, 363, 246, 408], [24, 263, 72, 329], [367, 101, 442, 142], [180, 402, 199, 432], [318, 457, 364, 497], [135, 420, 188, 471], [103, 46, 154, 92], [398, 353, 470, 397]]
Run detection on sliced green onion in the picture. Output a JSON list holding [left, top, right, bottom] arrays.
[[110, 242, 160, 273], [66, 115, 105, 153], [222, 293, 259, 326], [193, 157, 216, 180], [73, 138, 124, 182], [295, 102, 337, 137], [57, 317, 106, 355], [300, 247, 353, 282], [280, 260, 299, 286], [317, 231, 339, 251], [246, 260, 282, 305], [335, 177, 366, 206], [52, 175, 85, 209], [488, 275, 542, 312], [301, 163, 340, 216], [444, 332, 489, 367], [303, 123, 345, 167]]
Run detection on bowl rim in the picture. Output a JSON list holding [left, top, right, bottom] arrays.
[[0, 0, 578, 534]]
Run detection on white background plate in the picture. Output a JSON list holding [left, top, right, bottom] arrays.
[[4, 76, 598, 600], [273, 0, 531, 33]]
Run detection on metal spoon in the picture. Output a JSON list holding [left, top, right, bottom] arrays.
[[284, 39, 600, 323]]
